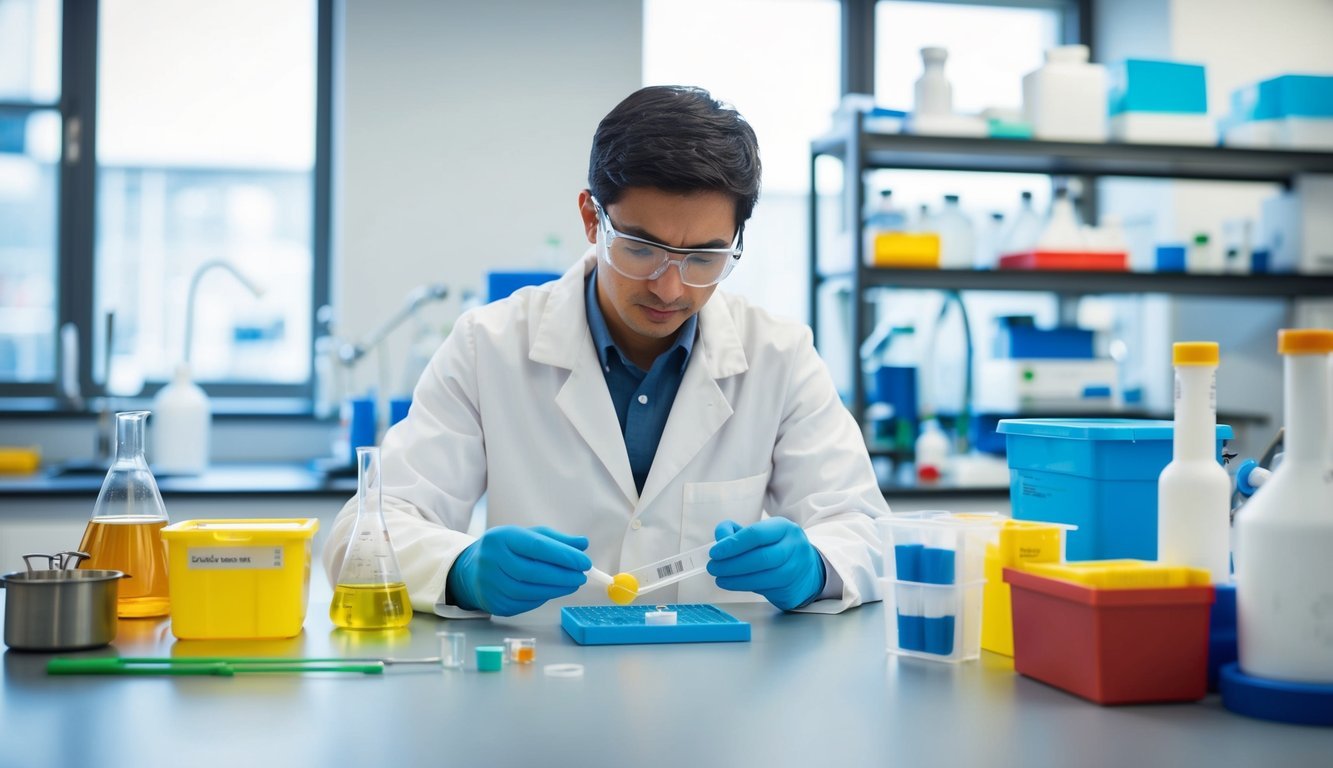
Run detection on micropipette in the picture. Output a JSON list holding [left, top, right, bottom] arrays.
[[587, 541, 714, 605]]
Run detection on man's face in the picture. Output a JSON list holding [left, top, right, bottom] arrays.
[[578, 187, 737, 367]]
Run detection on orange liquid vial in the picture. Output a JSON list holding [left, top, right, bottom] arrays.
[[515, 647, 535, 664], [78, 516, 171, 618]]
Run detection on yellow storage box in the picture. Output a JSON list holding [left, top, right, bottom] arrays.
[[161, 518, 319, 640], [982, 520, 1073, 657], [871, 232, 941, 268]]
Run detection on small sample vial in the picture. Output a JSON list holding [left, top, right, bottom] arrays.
[[437, 631, 465, 670], [504, 637, 536, 664], [644, 606, 677, 626], [476, 645, 504, 672]]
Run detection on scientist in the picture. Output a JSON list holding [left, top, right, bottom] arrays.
[[323, 85, 888, 617]]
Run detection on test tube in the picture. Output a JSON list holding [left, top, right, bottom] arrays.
[[622, 541, 713, 597], [504, 637, 536, 664], [437, 631, 465, 670]]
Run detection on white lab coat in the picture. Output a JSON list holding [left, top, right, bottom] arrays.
[[323, 255, 888, 616]]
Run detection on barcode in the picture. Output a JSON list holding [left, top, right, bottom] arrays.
[[656, 561, 684, 579]]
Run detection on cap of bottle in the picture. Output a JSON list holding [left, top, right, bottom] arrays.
[[1172, 341, 1219, 366], [1277, 328, 1333, 356]]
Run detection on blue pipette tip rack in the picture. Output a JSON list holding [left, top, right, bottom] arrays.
[[1220, 663, 1333, 726], [560, 604, 750, 646]]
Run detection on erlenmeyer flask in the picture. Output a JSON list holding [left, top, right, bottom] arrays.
[[79, 411, 171, 618], [330, 447, 412, 630]]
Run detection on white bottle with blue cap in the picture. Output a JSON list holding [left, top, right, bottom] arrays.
[[1157, 341, 1230, 582]]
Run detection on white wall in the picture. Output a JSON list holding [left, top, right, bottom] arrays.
[[1095, 0, 1333, 459], [336, 0, 643, 398]]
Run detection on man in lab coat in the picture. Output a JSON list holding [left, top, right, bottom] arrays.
[[324, 85, 889, 618]]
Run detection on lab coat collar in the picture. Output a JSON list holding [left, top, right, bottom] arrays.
[[533, 253, 750, 510]]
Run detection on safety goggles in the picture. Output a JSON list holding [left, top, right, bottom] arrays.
[[591, 196, 743, 288]]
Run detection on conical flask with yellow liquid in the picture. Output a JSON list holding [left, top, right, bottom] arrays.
[[79, 411, 171, 618], [331, 446, 412, 630]]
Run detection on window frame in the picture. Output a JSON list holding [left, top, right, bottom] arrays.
[[0, 0, 334, 413]]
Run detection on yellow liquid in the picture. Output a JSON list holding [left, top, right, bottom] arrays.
[[78, 517, 171, 618], [330, 583, 413, 630]]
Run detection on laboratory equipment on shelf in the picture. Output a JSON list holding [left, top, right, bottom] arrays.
[[79, 411, 171, 618], [587, 541, 714, 605], [1234, 329, 1333, 684], [330, 447, 412, 630], [1035, 187, 1084, 251], [936, 194, 975, 269], [913, 46, 952, 117], [1001, 191, 1043, 255], [914, 418, 950, 481], [1023, 44, 1108, 142], [1158, 342, 1231, 583]]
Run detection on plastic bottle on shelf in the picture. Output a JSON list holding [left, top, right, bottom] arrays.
[[1188, 232, 1225, 273], [936, 195, 975, 269], [1023, 44, 1108, 142], [1234, 329, 1333, 684], [914, 418, 950, 481], [866, 189, 908, 233], [861, 324, 920, 455], [976, 212, 1005, 269], [914, 47, 953, 117], [1036, 187, 1085, 251], [1001, 191, 1044, 256], [914, 203, 935, 234], [1156, 342, 1229, 582]]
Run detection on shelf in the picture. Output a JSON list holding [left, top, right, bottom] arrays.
[[811, 131, 1333, 184], [818, 268, 1333, 297]]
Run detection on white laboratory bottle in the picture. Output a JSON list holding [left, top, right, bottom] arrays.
[[1002, 191, 1043, 254], [1157, 342, 1230, 582], [866, 189, 908, 233], [936, 195, 975, 269], [915, 418, 950, 481], [1234, 329, 1333, 683], [150, 362, 211, 475], [1036, 188, 1085, 251], [1187, 232, 1225, 273], [914, 47, 953, 117], [975, 212, 1005, 269]]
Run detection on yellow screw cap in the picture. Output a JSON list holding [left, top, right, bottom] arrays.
[[1172, 341, 1219, 366], [607, 573, 639, 605], [1277, 328, 1333, 355]]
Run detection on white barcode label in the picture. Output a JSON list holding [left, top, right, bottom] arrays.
[[187, 547, 284, 570], [656, 560, 684, 579]]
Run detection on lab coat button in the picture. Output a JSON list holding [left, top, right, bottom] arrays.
[[637, 395, 648, 405], [630, 518, 643, 530]]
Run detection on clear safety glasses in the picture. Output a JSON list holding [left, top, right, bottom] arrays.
[[591, 196, 743, 288]]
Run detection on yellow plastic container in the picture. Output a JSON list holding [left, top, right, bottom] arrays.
[[161, 518, 319, 640], [982, 520, 1073, 656], [872, 232, 941, 268], [1021, 559, 1211, 589]]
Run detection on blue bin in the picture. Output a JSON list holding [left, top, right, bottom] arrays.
[[996, 419, 1233, 561]]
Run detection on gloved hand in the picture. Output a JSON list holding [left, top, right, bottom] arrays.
[[707, 518, 827, 611], [447, 525, 592, 616]]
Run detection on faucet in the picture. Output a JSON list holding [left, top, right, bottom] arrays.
[[183, 260, 266, 367]]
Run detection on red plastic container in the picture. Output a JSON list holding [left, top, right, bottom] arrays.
[[1004, 567, 1215, 704], [998, 250, 1128, 271]]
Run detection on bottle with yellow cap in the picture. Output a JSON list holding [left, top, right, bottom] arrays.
[[1234, 328, 1333, 683], [1157, 341, 1230, 582]]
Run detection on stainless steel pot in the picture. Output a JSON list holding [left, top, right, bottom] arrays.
[[1, 568, 126, 651]]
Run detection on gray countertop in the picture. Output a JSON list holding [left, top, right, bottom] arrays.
[[2, 581, 1328, 768]]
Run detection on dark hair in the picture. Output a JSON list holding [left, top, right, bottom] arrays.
[[588, 85, 762, 229]]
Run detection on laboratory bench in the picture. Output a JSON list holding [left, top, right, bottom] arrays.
[[1, 579, 1327, 768]]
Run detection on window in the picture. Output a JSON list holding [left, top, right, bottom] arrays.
[[0, 0, 61, 385], [0, 0, 330, 407], [643, 0, 841, 321]]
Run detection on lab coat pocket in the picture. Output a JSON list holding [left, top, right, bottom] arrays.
[[680, 471, 769, 605]]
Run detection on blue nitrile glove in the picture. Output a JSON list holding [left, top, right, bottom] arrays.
[[707, 518, 827, 611], [446, 526, 592, 616]]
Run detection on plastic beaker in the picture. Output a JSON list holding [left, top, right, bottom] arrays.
[[330, 446, 412, 630], [79, 411, 171, 618]]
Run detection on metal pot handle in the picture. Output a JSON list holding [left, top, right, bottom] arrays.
[[21, 554, 56, 573], [55, 551, 91, 570]]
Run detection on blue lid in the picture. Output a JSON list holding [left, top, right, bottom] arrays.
[[997, 418, 1233, 441]]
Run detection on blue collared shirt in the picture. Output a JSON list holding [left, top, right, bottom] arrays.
[[585, 271, 697, 495]]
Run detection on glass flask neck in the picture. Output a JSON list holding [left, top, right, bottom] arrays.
[[356, 446, 383, 520], [114, 411, 151, 466]]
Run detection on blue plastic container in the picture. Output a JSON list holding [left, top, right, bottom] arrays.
[[486, 271, 561, 303], [995, 321, 1094, 359], [1110, 59, 1208, 115], [1232, 74, 1333, 121], [996, 419, 1233, 561]]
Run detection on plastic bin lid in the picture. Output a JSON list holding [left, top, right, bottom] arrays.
[[1020, 559, 1211, 589], [162, 518, 319, 537], [996, 418, 1233, 441]]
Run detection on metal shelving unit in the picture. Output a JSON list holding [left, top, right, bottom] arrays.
[[808, 109, 1333, 460]]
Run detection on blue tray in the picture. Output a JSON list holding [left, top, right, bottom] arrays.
[[560, 604, 750, 646]]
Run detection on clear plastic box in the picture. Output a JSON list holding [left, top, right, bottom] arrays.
[[876, 512, 1001, 663]]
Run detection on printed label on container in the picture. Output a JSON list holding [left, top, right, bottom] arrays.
[[187, 547, 284, 569]]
